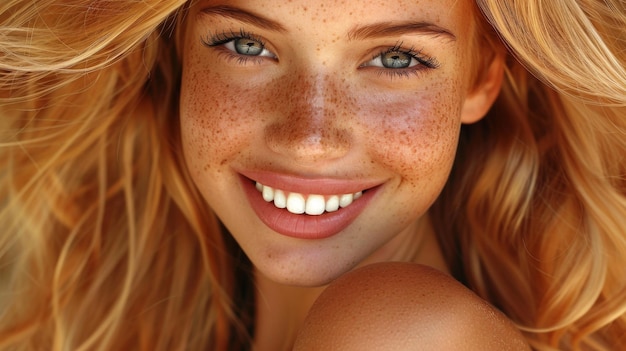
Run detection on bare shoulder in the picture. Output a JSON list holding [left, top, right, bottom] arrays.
[[293, 262, 530, 351]]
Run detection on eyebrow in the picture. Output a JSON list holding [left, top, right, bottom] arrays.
[[199, 5, 286, 32], [348, 22, 457, 42], [199, 5, 456, 41]]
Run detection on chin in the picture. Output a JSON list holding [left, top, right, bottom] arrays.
[[252, 255, 358, 288]]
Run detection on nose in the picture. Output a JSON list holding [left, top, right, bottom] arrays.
[[264, 72, 352, 164]]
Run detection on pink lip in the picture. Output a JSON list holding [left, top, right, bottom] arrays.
[[238, 172, 381, 240], [239, 170, 382, 195]]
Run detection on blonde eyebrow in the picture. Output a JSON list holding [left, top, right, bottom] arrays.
[[199, 6, 455, 42], [348, 21, 457, 41], [199, 5, 286, 32]]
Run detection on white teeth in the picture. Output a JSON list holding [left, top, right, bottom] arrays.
[[255, 182, 364, 216], [339, 194, 353, 208], [325, 195, 339, 213], [286, 193, 305, 214], [262, 186, 274, 202], [306, 195, 326, 215], [274, 189, 287, 209]]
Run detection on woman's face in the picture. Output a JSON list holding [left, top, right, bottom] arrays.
[[180, 0, 497, 286]]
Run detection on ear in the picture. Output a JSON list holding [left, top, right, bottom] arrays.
[[460, 54, 505, 124]]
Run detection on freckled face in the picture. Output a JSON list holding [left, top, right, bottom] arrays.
[[180, 0, 481, 285]]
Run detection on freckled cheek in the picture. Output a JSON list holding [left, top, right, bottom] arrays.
[[357, 89, 463, 180], [179, 68, 275, 175]]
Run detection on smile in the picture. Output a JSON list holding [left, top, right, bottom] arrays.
[[239, 172, 381, 239], [255, 181, 364, 216]]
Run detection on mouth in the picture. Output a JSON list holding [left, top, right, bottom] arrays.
[[254, 181, 364, 216], [238, 172, 381, 239]]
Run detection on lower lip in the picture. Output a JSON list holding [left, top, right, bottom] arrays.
[[240, 176, 378, 240]]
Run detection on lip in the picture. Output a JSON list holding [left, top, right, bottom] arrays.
[[238, 171, 382, 240], [239, 170, 382, 195]]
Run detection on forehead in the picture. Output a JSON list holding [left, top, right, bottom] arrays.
[[189, 0, 476, 35]]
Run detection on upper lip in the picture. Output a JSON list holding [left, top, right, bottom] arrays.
[[238, 169, 384, 195]]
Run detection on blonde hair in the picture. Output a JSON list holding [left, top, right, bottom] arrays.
[[433, 0, 626, 349], [1, 0, 249, 349], [0, 0, 624, 350]]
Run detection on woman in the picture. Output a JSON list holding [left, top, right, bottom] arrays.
[[0, 0, 624, 350]]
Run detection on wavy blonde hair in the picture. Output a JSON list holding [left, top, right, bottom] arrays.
[[1, 0, 248, 349], [0, 0, 624, 350], [433, 0, 626, 349]]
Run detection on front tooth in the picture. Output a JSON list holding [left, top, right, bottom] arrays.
[[286, 193, 305, 214], [339, 194, 353, 208], [274, 189, 287, 209], [305, 194, 326, 215], [325, 195, 339, 212], [262, 185, 274, 202]]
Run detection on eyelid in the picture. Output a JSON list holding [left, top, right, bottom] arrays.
[[202, 29, 260, 46], [202, 29, 277, 60], [358, 43, 441, 81], [362, 43, 440, 69]]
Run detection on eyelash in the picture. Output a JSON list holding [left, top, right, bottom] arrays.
[[201, 31, 440, 79], [368, 43, 440, 79], [201, 29, 272, 65]]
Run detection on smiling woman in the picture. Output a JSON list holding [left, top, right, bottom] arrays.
[[1, 0, 625, 350], [180, 0, 500, 288]]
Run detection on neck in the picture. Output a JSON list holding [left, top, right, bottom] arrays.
[[251, 214, 448, 351], [252, 271, 326, 351]]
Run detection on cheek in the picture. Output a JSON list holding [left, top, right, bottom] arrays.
[[357, 82, 463, 185], [179, 62, 267, 177]]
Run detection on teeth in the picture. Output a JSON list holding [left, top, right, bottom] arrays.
[[274, 189, 287, 209], [255, 181, 364, 216], [286, 193, 305, 214], [339, 194, 353, 208], [262, 186, 274, 202], [306, 195, 326, 215], [325, 195, 339, 213]]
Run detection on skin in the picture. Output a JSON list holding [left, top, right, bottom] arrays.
[[179, 0, 508, 348], [294, 262, 531, 351]]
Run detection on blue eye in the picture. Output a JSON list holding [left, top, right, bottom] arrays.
[[361, 44, 440, 74], [224, 37, 274, 57], [369, 51, 418, 69], [203, 30, 276, 59]]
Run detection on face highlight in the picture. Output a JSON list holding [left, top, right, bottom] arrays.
[[179, 0, 494, 286]]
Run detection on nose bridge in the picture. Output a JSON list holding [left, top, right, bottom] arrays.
[[292, 72, 332, 130], [265, 70, 352, 162]]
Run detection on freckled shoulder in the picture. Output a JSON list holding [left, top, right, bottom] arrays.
[[293, 262, 530, 351]]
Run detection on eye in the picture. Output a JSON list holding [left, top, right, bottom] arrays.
[[202, 30, 276, 60], [224, 37, 274, 57], [370, 51, 418, 69], [361, 44, 440, 74]]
